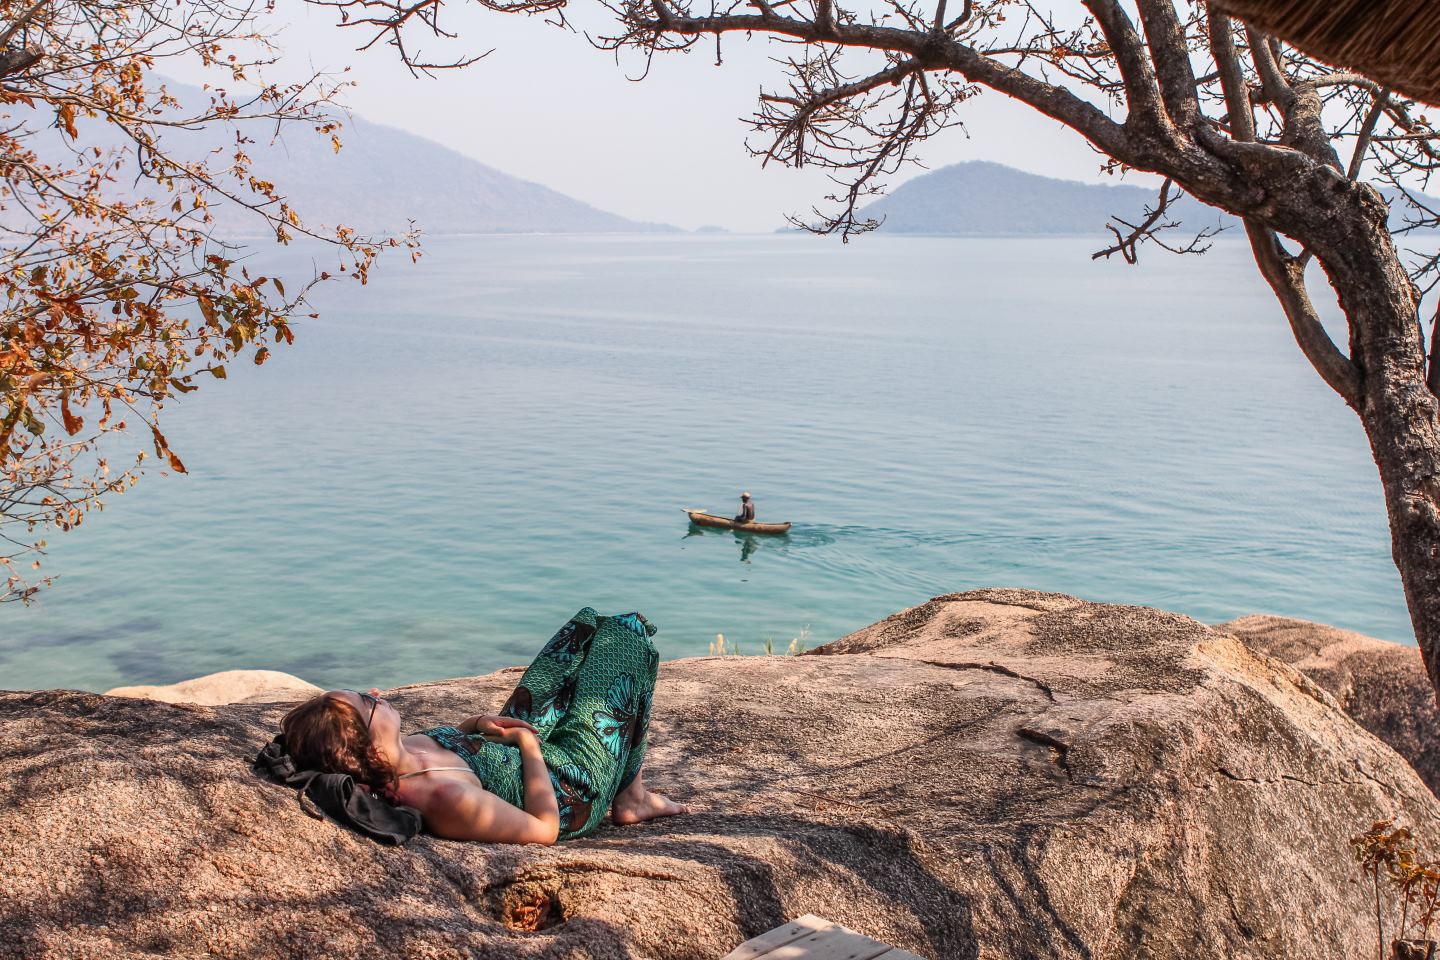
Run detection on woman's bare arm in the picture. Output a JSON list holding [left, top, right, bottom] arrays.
[[419, 729, 560, 845], [511, 729, 561, 841]]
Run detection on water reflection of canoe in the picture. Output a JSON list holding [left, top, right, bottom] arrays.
[[685, 510, 792, 535]]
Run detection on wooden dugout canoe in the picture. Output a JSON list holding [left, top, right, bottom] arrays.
[[685, 510, 792, 535]]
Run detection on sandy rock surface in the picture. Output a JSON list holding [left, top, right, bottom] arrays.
[[1218, 614, 1440, 795], [3, 589, 1437, 959], [103, 669, 323, 706]]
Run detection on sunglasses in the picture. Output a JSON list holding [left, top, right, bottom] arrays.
[[356, 691, 381, 729]]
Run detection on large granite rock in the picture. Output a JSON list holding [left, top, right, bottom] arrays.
[[2, 589, 1436, 959], [103, 669, 322, 706], [1218, 614, 1440, 796]]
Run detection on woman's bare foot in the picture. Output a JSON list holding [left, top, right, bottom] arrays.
[[610, 772, 689, 825], [611, 788, 688, 825]]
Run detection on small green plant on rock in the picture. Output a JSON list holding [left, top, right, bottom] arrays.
[[713, 628, 812, 658], [1352, 819, 1440, 960], [709, 634, 740, 657]]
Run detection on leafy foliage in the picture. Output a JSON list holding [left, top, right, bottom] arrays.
[[1352, 819, 1440, 959], [0, 0, 417, 600]]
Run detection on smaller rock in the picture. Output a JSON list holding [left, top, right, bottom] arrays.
[[104, 670, 321, 706], [1218, 614, 1440, 795]]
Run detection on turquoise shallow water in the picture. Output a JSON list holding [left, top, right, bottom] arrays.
[[0, 234, 1415, 692]]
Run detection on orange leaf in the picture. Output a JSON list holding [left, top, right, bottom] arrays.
[[59, 393, 83, 436], [57, 103, 77, 139]]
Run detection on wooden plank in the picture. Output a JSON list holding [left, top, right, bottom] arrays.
[[723, 915, 931, 960], [757, 927, 900, 960], [721, 915, 838, 960]]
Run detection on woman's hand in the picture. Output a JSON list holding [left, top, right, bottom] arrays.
[[483, 724, 539, 748], [459, 714, 538, 738]]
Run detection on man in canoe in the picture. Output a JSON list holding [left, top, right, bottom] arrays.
[[733, 491, 756, 525]]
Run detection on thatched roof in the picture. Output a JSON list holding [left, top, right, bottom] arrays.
[[1216, 0, 1440, 106]]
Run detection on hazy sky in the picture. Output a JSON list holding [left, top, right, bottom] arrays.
[[268, 1, 1146, 232]]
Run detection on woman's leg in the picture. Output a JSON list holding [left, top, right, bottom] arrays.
[[541, 611, 684, 837], [606, 636, 687, 823], [499, 607, 599, 739], [616, 680, 653, 794]]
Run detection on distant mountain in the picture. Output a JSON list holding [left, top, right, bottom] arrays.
[[861, 161, 1231, 237], [860, 160, 1440, 238], [246, 114, 676, 235], [67, 82, 676, 236]]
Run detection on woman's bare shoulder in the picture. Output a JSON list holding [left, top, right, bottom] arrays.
[[396, 767, 484, 815]]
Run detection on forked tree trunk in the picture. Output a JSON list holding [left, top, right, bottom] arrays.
[[1302, 199, 1440, 699], [1356, 300, 1440, 698]]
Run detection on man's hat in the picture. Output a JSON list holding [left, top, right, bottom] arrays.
[[742, 491, 750, 498]]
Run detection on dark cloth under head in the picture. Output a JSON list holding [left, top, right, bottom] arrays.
[[253, 736, 423, 845]]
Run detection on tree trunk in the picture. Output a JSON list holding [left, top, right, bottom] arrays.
[[1360, 326, 1440, 699], [1307, 198, 1440, 701]]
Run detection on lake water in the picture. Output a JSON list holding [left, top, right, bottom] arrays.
[[0, 234, 1415, 693]]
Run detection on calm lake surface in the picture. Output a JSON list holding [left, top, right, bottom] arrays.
[[0, 234, 1415, 692]]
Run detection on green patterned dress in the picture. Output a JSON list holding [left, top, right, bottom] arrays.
[[418, 608, 659, 840]]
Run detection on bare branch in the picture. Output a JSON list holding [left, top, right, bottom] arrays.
[[1134, 0, 1199, 128], [0, 0, 51, 49], [625, 11, 1131, 158], [1244, 24, 1292, 112], [1092, 179, 1220, 264], [814, 0, 835, 36], [0, 43, 41, 77], [748, 53, 970, 237], [1205, 4, 1254, 142], [1349, 87, 1388, 180], [1245, 222, 1362, 407], [940, 0, 971, 34], [1081, 0, 1167, 131], [306, 0, 557, 73]]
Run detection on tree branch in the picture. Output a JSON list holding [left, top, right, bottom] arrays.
[[1205, 4, 1253, 142], [0, 0, 50, 50], [1238, 24, 1340, 170], [1081, 0, 1167, 133], [0, 44, 42, 78], [814, 0, 835, 37], [1348, 87, 1388, 181], [1135, 0, 1199, 128], [1244, 221, 1362, 407], [1092, 178, 1219, 263], [306, 0, 553, 73], [645, 12, 1132, 159], [1245, 24, 1289, 104], [939, 0, 972, 34]]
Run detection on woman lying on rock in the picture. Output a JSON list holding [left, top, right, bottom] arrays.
[[279, 608, 688, 844]]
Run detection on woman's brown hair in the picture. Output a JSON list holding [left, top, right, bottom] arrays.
[[281, 694, 398, 798]]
